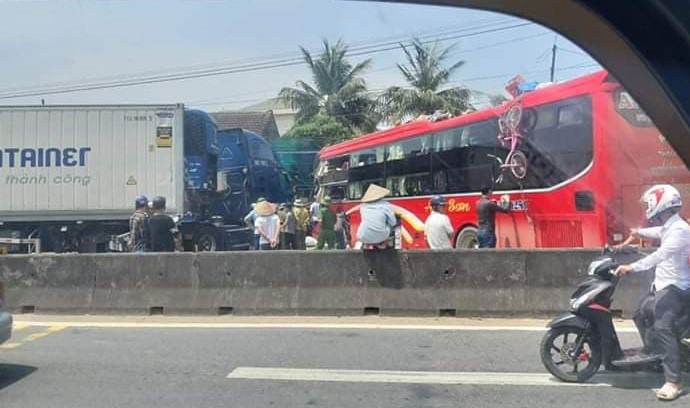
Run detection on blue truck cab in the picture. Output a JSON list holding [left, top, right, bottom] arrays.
[[208, 128, 290, 223], [179, 112, 290, 251]]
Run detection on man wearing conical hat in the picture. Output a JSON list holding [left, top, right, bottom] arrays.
[[244, 197, 267, 250], [254, 200, 280, 250], [356, 184, 397, 248]]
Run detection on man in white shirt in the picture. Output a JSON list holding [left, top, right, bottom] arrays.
[[424, 195, 453, 249], [254, 201, 280, 250], [615, 185, 690, 401]]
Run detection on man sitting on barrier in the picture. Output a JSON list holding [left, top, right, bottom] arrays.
[[356, 184, 397, 250]]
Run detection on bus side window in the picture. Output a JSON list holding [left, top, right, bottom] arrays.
[[326, 186, 345, 200], [430, 119, 498, 194], [463, 121, 500, 147], [348, 147, 385, 200], [526, 96, 593, 187], [558, 104, 583, 126]]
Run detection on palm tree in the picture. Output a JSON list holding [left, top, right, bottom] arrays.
[[379, 38, 473, 122], [279, 40, 376, 131]]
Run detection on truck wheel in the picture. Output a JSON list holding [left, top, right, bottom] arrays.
[[194, 227, 220, 252], [455, 226, 478, 249]]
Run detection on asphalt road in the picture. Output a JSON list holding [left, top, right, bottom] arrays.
[[0, 318, 686, 408]]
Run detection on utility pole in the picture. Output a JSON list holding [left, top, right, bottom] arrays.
[[550, 43, 557, 82]]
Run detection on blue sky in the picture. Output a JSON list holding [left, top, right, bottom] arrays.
[[0, 0, 599, 111]]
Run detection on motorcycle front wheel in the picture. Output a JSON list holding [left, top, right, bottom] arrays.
[[540, 326, 601, 383]]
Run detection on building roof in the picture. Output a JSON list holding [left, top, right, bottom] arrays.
[[240, 98, 296, 115], [211, 110, 281, 140]]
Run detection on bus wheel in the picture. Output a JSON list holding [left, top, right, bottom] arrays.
[[456, 226, 478, 249], [194, 227, 219, 252]]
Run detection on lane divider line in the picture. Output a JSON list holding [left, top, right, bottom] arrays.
[[0, 325, 65, 349], [12, 323, 29, 331], [0, 342, 22, 349], [227, 367, 612, 387], [11, 321, 639, 332]]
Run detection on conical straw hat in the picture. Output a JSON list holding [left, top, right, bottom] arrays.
[[361, 184, 390, 203], [255, 201, 276, 216]]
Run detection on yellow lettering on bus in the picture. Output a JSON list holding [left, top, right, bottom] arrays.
[[447, 199, 470, 213]]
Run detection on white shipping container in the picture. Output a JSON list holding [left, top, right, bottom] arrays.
[[0, 105, 185, 221]]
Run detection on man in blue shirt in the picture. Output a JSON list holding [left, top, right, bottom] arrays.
[[356, 184, 397, 249]]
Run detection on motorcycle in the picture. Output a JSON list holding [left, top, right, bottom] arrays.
[[540, 246, 690, 382]]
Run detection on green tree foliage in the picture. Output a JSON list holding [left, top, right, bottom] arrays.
[[378, 38, 473, 122], [489, 94, 509, 106], [279, 40, 377, 132], [283, 114, 354, 147]]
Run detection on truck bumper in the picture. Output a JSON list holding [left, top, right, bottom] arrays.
[[0, 310, 12, 344], [222, 226, 252, 250]]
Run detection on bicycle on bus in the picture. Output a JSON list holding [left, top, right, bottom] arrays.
[[489, 97, 536, 184]]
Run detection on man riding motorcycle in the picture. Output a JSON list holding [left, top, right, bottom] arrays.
[[615, 184, 690, 401]]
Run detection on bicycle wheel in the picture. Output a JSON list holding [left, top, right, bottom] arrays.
[[498, 115, 509, 135], [510, 150, 528, 179], [506, 104, 523, 131]]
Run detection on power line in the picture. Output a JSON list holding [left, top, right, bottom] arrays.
[[0, 21, 534, 100], [191, 62, 601, 110], [0, 17, 514, 96], [187, 30, 552, 106]]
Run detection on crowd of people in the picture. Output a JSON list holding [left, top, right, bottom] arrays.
[[236, 180, 510, 250], [240, 182, 512, 251], [129, 182, 514, 253], [242, 196, 350, 250]]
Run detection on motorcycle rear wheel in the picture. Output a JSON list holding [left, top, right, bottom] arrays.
[[540, 326, 601, 382]]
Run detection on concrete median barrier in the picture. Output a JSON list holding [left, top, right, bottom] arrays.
[[0, 249, 653, 316]]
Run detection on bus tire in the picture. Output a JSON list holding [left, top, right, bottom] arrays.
[[455, 226, 478, 249]]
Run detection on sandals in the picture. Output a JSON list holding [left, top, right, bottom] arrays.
[[656, 383, 682, 401]]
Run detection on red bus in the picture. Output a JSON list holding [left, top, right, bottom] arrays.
[[316, 70, 690, 249]]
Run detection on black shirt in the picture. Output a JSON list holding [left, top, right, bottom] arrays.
[[476, 196, 509, 232], [148, 213, 176, 252]]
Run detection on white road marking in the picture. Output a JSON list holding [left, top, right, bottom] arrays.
[[11, 321, 638, 332], [227, 367, 621, 387]]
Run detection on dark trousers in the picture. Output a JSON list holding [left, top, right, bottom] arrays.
[[633, 286, 687, 383], [282, 233, 297, 250], [295, 230, 306, 250], [259, 243, 275, 250], [317, 229, 336, 250], [335, 229, 346, 249], [477, 228, 496, 248]]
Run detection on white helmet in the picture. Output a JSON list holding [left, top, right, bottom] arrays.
[[640, 184, 682, 220]]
